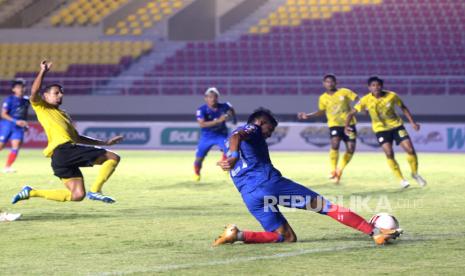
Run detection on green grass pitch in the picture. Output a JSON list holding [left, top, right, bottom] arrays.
[[1, 150, 465, 275]]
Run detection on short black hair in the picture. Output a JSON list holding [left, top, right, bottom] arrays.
[[367, 76, 384, 86], [247, 107, 278, 127], [43, 84, 64, 94], [11, 78, 26, 88], [323, 74, 337, 82]]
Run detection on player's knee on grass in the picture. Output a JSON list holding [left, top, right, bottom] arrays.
[[63, 178, 86, 201]]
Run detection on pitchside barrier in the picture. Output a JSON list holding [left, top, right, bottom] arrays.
[[14, 122, 465, 152]]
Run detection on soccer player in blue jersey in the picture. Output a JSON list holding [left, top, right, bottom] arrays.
[[194, 87, 237, 181], [0, 79, 29, 173], [213, 108, 402, 246]]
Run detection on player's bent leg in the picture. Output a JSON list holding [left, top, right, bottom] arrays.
[[89, 151, 120, 194], [4, 139, 22, 173], [193, 157, 204, 181], [336, 140, 356, 183], [399, 139, 426, 187], [194, 139, 213, 181], [329, 137, 341, 179], [11, 180, 76, 204], [382, 143, 408, 188]]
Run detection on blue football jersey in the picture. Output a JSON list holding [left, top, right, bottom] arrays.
[[227, 124, 282, 193], [196, 102, 232, 137], [2, 95, 30, 121]]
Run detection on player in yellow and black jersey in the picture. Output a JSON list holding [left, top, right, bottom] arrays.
[[345, 76, 427, 188], [298, 75, 358, 183]]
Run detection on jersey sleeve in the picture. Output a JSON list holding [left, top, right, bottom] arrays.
[[2, 98, 11, 112], [346, 89, 358, 101], [318, 96, 326, 111], [354, 97, 365, 112], [30, 97, 47, 109], [393, 93, 404, 107], [196, 107, 205, 121], [233, 124, 260, 141]]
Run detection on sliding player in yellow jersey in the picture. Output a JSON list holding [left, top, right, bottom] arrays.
[[298, 75, 358, 183], [345, 76, 427, 188], [11, 60, 124, 205]]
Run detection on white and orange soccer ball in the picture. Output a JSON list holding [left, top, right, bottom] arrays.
[[369, 213, 399, 230]]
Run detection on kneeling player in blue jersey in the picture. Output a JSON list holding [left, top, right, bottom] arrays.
[[194, 87, 237, 181], [213, 108, 402, 246], [0, 79, 29, 173]]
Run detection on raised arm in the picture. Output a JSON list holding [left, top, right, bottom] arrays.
[[30, 60, 52, 103], [400, 103, 420, 131], [76, 135, 124, 146], [297, 110, 325, 120]]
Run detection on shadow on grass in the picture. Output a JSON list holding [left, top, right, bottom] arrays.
[[148, 181, 224, 191], [20, 212, 116, 221]]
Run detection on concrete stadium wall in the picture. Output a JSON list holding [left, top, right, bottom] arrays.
[[0, 0, 67, 28], [168, 0, 216, 41], [3, 95, 462, 121]]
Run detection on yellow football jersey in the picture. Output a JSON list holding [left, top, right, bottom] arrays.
[[30, 98, 79, 157], [318, 88, 358, 127], [354, 91, 404, 133]]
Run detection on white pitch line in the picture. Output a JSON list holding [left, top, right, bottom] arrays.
[[95, 233, 465, 276], [96, 244, 374, 276]]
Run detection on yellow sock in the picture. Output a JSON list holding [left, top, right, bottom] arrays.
[[329, 149, 339, 172], [91, 159, 118, 193], [339, 152, 353, 171], [407, 154, 418, 175], [386, 158, 404, 181], [30, 189, 72, 202]]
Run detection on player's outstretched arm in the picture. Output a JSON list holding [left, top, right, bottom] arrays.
[[31, 60, 52, 103], [77, 135, 124, 146], [400, 104, 420, 131], [297, 110, 325, 120], [344, 109, 358, 135]]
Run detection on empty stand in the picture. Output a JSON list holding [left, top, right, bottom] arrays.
[[105, 0, 186, 36], [50, 0, 128, 26]]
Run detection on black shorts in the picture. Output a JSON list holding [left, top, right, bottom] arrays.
[[51, 143, 106, 179], [329, 125, 357, 142], [375, 125, 410, 146]]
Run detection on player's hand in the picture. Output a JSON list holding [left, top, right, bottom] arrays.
[[217, 157, 238, 171], [297, 112, 308, 120], [344, 126, 354, 136], [15, 120, 28, 128], [412, 122, 420, 131], [218, 114, 228, 123], [106, 135, 124, 146], [40, 60, 52, 72]]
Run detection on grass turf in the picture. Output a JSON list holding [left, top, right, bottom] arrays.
[[1, 150, 464, 275]]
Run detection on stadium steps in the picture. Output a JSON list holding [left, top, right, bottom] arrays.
[[218, 0, 286, 41], [0, 0, 34, 26], [94, 40, 186, 95]]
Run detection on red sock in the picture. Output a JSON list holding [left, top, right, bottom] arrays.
[[243, 231, 283, 243], [194, 161, 202, 175], [6, 150, 18, 167], [326, 204, 374, 235]]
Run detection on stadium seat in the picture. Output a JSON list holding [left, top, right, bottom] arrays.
[[50, 0, 129, 26], [105, 0, 187, 36]]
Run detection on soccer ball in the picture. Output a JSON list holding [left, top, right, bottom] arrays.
[[369, 213, 399, 230]]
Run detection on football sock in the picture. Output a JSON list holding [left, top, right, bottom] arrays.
[[386, 158, 404, 181], [325, 203, 374, 235], [339, 152, 353, 171], [30, 189, 72, 202], [5, 149, 18, 167], [90, 159, 118, 193], [239, 231, 284, 243], [407, 154, 418, 175], [329, 149, 339, 172], [194, 160, 202, 175]]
